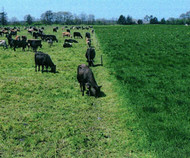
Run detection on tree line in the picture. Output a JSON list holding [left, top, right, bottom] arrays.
[[0, 10, 116, 26], [118, 11, 190, 25], [0, 9, 190, 26]]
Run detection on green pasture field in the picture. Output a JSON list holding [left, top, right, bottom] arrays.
[[1, 24, 190, 158], [95, 25, 190, 157], [0, 25, 142, 157]]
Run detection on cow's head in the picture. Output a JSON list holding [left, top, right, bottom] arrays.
[[51, 65, 56, 73], [87, 84, 102, 98]]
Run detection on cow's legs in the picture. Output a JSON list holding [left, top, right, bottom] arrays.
[[35, 64, 37, 72], [80, 83, 83, 92], [38, 65, 40, 71], [88, 85, 91, 96], [82, 84, 85, 96], [42, 65, 44, 73]]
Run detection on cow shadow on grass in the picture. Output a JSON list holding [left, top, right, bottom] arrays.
[[42, 70, 59, 73], [86, 90, 106, 98], [92, 64, 103, 67]]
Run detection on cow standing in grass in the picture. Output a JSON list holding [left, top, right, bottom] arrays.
[[73, 32, 83, 39], [35, 51, 56, 73], [77, 64, 102, 97], [85, 47, 96, 66]]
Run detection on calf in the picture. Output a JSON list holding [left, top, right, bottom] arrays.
[[85, 32, 91, 39], [73, 32, 83, 39], [0, 40, 8, 49], [63, 42, 72, 48], [53, 27, 57, 32], [85, 47, 95, 66], [64, 39, 78, 43], [86, 38, 91, 47], [28, 29, 33, 34], [62, 32, 72, 38], [35, 51, 56, 73], [77, 64, 102, 97], [33, 32, 41, 39], [41, 34, 58, 42], [46, 37, 53, 47]]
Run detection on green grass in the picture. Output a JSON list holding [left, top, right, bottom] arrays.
[[2, 25, 189, 158], [95, 25, 190, 157], [0, 26, 144, 157]]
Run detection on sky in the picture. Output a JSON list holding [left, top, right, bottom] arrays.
[[1, 0, 190, 21]]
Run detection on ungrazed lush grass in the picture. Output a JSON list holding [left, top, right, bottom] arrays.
[[95, 25, 190, 157], [0, 25, 145, 157]]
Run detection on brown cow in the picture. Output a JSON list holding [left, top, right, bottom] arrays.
[[62, 32, 72, 38], [15, 35, 20, 40]]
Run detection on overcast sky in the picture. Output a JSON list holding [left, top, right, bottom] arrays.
[[1, 0, 190, 21]]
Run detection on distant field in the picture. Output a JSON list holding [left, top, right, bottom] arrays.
[[95, 25, 190, 157]]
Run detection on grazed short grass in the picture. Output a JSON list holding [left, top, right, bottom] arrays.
[[0, 26, 146, 157]]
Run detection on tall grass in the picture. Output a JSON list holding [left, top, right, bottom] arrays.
[[95, 25, 190, 157]]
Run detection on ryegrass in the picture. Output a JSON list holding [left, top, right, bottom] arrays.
[[0, 25, 147, 157], [95, 25, 190, 157]]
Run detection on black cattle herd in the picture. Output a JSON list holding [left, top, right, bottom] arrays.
[[0, 25, 103, 98]]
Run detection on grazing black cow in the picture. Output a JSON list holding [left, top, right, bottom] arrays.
[[35, 51, 56, 73], [73, 32, 83, 39], [85, 47, 95, 66], [66, 29, 70, 33], [53, 27, 57, 32], [21, 36, 27, 41], [28, 39, 42, 51], [39, 29, 43, 34], [33, 32, 41, 39], [33, 27, 38, 31], [91, 29, 94, 34], [10, 30, 17, 36], [12, 39, 27, 51], [63, 42, 72, 48], [6, 33, 27, 51], [64, 39, 78, 43], [41, 34, 58, 42], [77, 64, 102, 97], [6, 34, 14, 48], [85, 32, 91, 39]]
